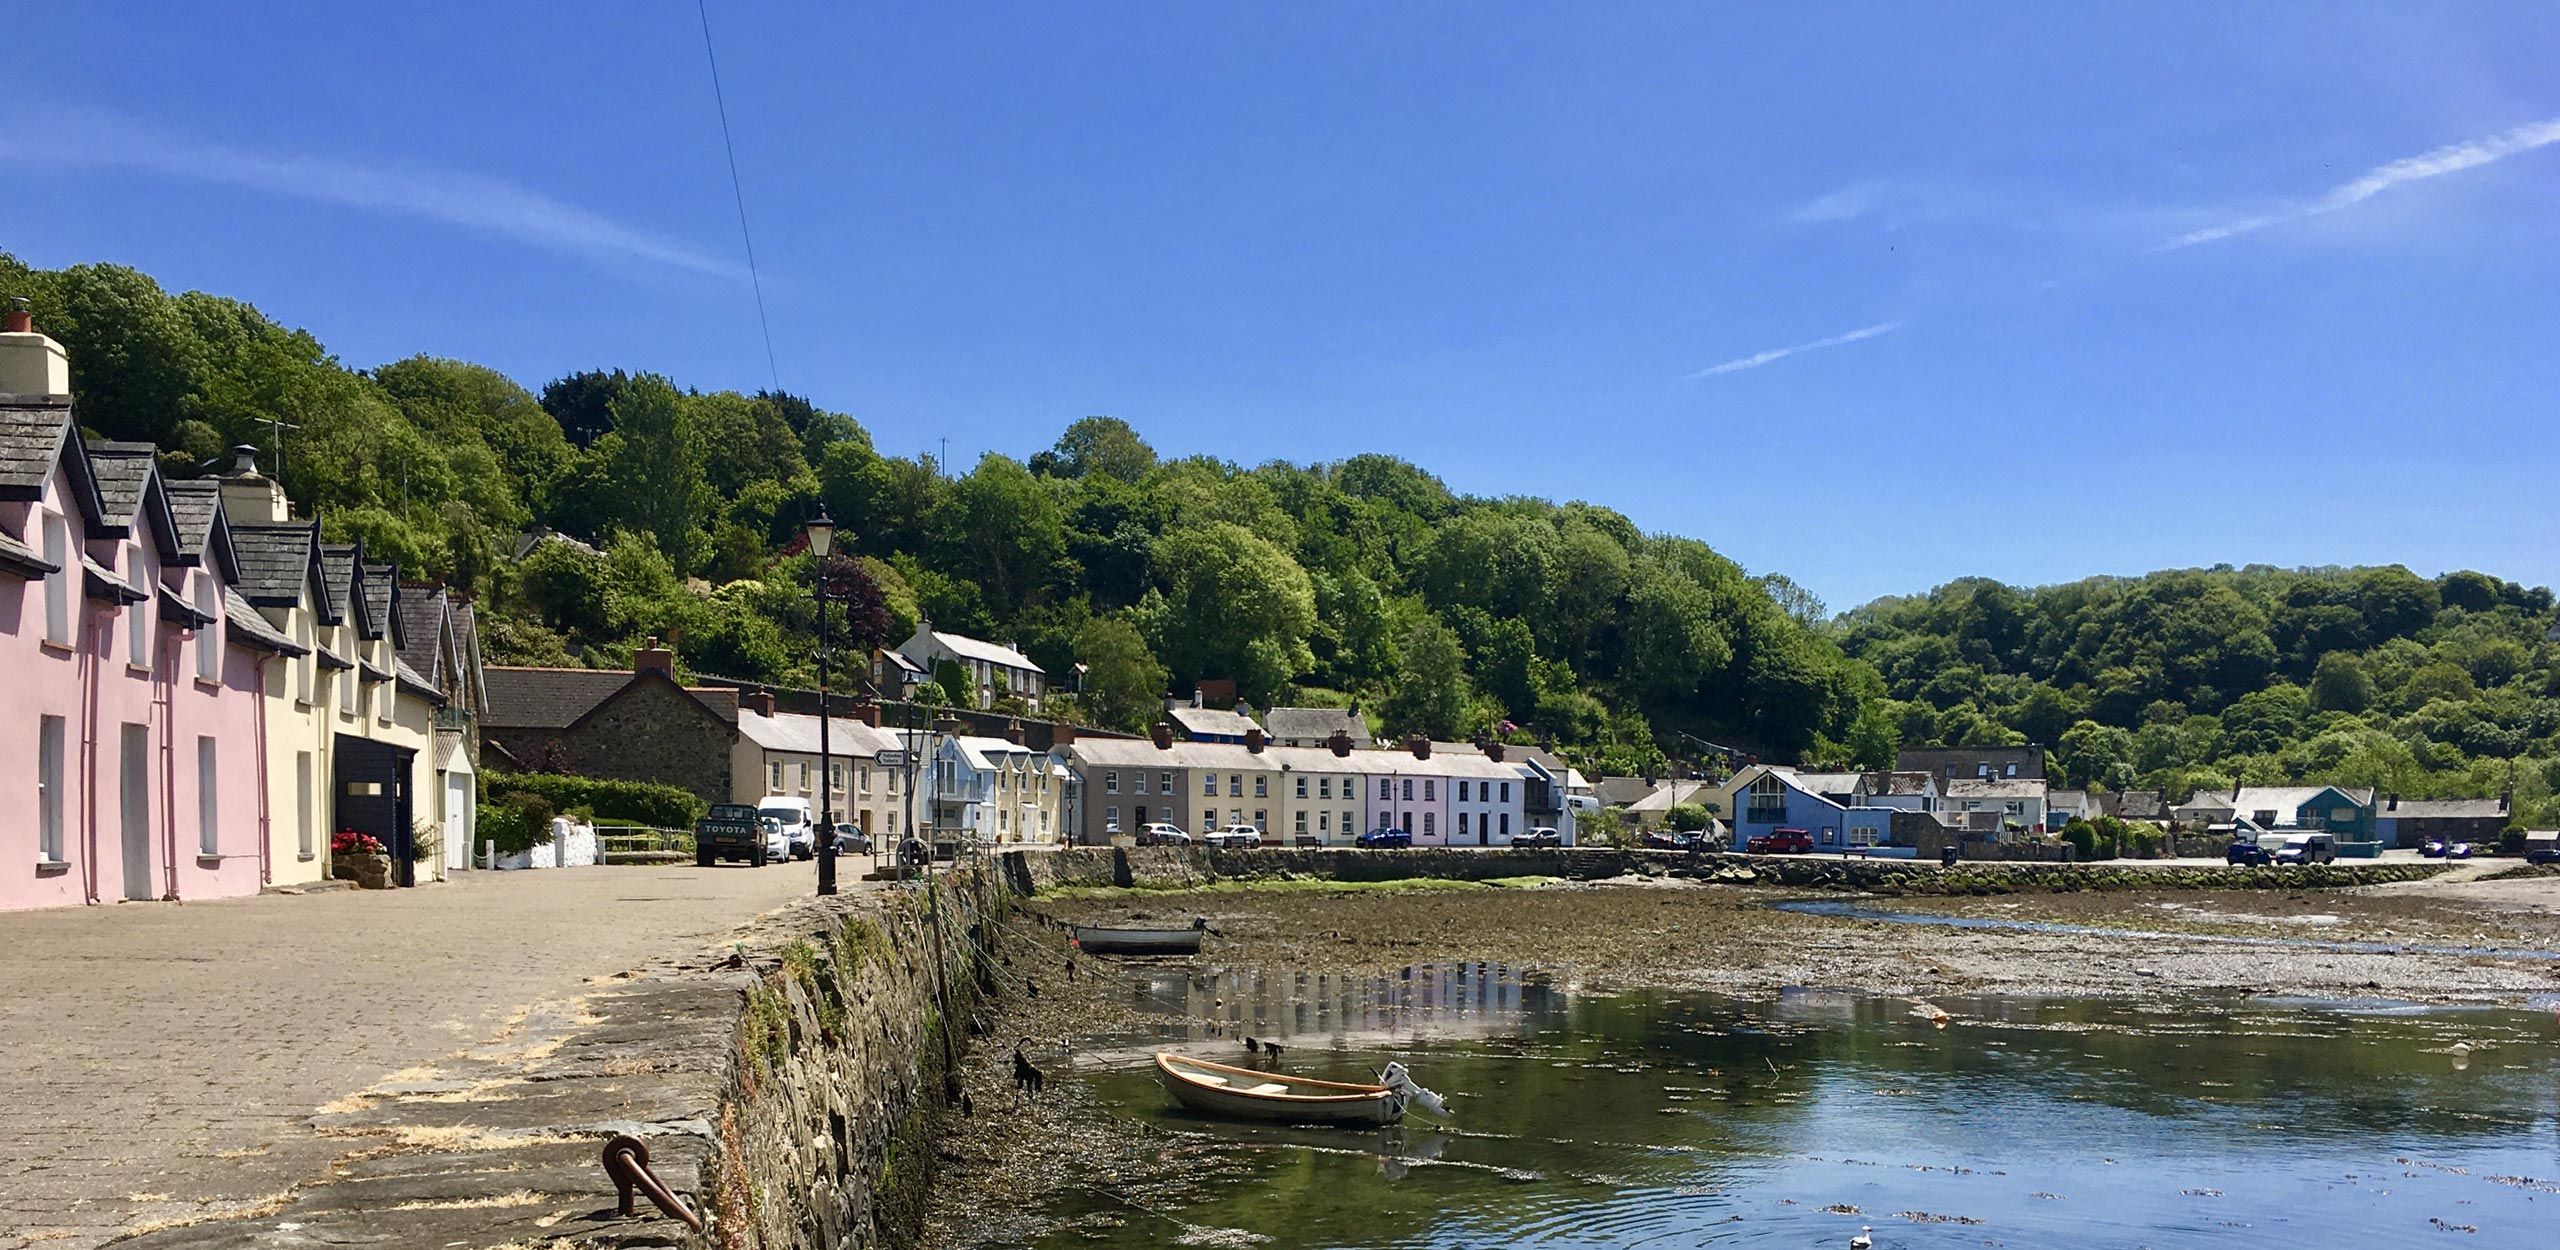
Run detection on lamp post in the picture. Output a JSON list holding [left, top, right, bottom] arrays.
[[808, 508, 838, 897]]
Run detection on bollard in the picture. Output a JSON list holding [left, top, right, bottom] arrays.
[[601, 1133, 703, 1230]]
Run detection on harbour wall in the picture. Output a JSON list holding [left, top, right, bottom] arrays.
[[121, 866, 1010, 1250], [1017, 845, 2452, 896]]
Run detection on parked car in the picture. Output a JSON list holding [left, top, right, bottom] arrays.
[[2226, 837, 2274, 866], [695, 802, 781, 867], [2273, 832, 2337, 865], [2420, 839, 2448, 859], [831, 823, 873, 856], [1138, 822, 1192, 846], [757, 796, 818, 860], [1643, 829, 1706, 852], [2526, 846, 2560, 866], [2444, 840, 2474, 860], [1512, 827, 1563, 848], [1746, 830, 1814, 855], [1357, 827, 1413, 848], [1206, 825, 1263, 849]]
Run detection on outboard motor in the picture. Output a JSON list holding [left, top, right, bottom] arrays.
[[1380, 1062, 1450, 1119]]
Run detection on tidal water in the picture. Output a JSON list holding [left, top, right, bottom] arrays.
[[1034, 963, 2560, 1248]]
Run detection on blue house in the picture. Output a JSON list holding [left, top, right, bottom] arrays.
[[1726, 766, 1911, 854]]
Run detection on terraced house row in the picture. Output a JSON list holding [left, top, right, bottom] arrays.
[[1, 309, 485, 911]]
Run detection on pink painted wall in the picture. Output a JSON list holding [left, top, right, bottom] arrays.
[[0, 465, 269, 910]]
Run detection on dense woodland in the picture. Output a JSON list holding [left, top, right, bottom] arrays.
[[8, 255, 2555, 823]]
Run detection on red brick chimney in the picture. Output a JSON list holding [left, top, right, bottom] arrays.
[[1051, 721, 1076, 747], [1151, 720, 1174, 750], [634, 637, 674, 677], [852, 702, 881, 728], [1005, 718, 1025, 745], [1328, 729, 1352, 758], [1485, 741, 1506, 763], [745, 687, 776, 716], [1408, 735, 1430, 760], [2, 299, 30, 333], [1245, 726, 1265, 753]]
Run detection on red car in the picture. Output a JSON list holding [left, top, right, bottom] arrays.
[[1746, 830, 1814, 854]]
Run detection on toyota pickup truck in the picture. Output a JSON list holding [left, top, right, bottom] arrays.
[[696, 802, 781, 866]]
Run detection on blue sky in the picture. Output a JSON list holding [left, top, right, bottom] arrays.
[[8, 3, 2557, 610]]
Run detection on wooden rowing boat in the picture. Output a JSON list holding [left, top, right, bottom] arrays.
[[1155, 1052, 1405, 1125], [1071, 919, 1205, 956]]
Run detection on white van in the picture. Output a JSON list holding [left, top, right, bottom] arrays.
[[757, 796, 817, 861]]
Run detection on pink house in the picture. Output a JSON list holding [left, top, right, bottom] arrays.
[[1, 309, 304, 910]]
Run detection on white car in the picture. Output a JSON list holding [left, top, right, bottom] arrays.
[[1138, 822, 1192, 846], [755, 817, 792, 864], [1206, 825, 1263, 849], [757, 796, 817, 860]]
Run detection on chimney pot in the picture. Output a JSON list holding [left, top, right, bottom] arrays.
[[1485, 741, 1505, 763], [634, 638, 675, 677], [1005, 717, 1024, 745], [1150, 721, 1173, 750], [747, 687, 776, 716], [228, 444, 261, 476], [2, 296, 29, 335], [1051, 720, 1075, 747], [0, 297, 72, 396], [1245, 726, 1265, 753], [1328, 728, 1352, 758]]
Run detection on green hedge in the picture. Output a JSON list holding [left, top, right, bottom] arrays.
[[480, 771, 706, 830]]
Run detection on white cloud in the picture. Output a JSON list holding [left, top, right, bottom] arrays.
[[2163, 114, 2560, 249], [0, 109, 739, 279], [1685, 321, 1903, 380]]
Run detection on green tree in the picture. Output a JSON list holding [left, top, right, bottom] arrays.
[[1378, 617, 1474, 740], [2308, 652, 2374, 713], [1032, 416, 1158, 481], [1074, 617, 1168, 733], [1145, 522, 1316, 704]]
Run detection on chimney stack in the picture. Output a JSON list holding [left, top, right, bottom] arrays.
[[216, 445, 294, 525], [0, 297, 73, 398], [1408, 735, 1430, 760], [745, 687, 776, 716], [1245, 726, 1265, 754], [1485, 741, 1506, 763], [2387, 793, 2400, 810], [1051, 720, 1075, 747], [1004, 717, 1025, 745], [852, 701, 881, 728], [1150, 720, 1174, 750], [634, 637, 674, 677], [1327, 729, 1352, 757], [932, 713, 963, 738]]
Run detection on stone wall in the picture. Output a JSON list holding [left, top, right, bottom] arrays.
[[1020, 845, 2451, 897], [121, 868, 1006, 1250], [558, 679, 738, 807]]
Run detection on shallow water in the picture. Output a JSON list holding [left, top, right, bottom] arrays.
[[1028, 963, 2560, 1248]]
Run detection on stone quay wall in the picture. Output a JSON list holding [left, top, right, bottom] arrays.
[[121, 867, 1009, 1250], [1020, 845, 2450, 897]]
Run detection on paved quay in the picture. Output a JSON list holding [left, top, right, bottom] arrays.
[[0, 862, 824, 1250]]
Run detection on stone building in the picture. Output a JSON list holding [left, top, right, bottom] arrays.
[[479, 642, 740, 806]]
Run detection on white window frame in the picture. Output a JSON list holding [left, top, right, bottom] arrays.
[[196, 737, 220, 856], [127, 581, 151, 670], [38, 715, 67, 862], [41, 511, 71, 645], [296, 751, 315, 858], [194, 572, 221, 681]]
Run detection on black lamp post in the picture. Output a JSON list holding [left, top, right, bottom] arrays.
[[808, 507, 839, 897]]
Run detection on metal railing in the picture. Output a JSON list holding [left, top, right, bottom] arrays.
[[594, 826, 695, 859]]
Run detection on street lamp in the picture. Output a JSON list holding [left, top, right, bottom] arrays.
[[808, 508, 838, 897]]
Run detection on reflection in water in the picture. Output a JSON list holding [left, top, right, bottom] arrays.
[[1033, 963, 2560, 1250]]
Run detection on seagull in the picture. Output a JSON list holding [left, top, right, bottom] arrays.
[[1850, 1226, 1873, 1249]]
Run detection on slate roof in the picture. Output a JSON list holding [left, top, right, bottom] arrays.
[[917, 627, 1042, 673], [85, 442, 157, 526], [0, 397, 78, 500], [394, 656, 444, 702], [362, 565, 396, 639], [1943, 778, 2049, 801], [1898, 745, 2046, 781], [320, 546, 358, 625], [2098, 790, 2166, 821], [734, 708, 903, 758], [480, 666, 741, 731], [1626, 780, 1719, 813], [222, 586, 304, 655], [0, 528, 55, 578], [1793, 771, 1866, 799], [1263, 706, 1371, 746], [230, 522, 322, 610], [82, 554, 147, 603], [450, 602, 485, 711], [2381, 798, 2509, 820], [1593, 776, 1661, 808], [157, 582, 216, 628], [1169, 705, 1260, 739], [395, 585, 448, 688], [165, 480, 220, 554], [2231, 786, 2376, 820], [1861, 771, 1938, 797]]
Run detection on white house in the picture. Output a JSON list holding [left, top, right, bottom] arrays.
[[926, 733, 1069, 844], [1941, 777, 2049, 836], [893, 620, 1044, 711]]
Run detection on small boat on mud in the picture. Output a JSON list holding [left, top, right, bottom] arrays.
[[1071, 917, 1207, 956], [1155, 1053, 1446, 1126]]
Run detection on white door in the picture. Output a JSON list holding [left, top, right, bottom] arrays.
[[121, 724, 154, 900], [444, 774, 471, 872]]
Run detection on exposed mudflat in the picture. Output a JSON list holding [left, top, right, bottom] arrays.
[[919, 873, 2560, 1248]]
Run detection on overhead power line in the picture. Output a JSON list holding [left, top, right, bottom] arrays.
[[696, 0, 783, 393]]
